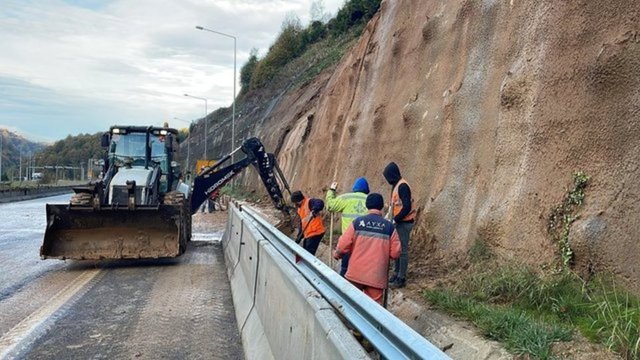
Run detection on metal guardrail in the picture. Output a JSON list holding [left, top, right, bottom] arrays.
[[239, 204, 450, 360]]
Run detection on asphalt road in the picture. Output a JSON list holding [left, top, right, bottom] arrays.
[[0, 195, 243, 359]]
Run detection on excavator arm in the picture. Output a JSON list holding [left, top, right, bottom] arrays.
[[190, 137, 293, 219]]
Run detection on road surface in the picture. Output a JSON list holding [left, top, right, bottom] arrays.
[[0, 195, 243, 359]]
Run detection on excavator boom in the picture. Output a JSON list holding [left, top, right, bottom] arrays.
[[190, 137, 292, 219]]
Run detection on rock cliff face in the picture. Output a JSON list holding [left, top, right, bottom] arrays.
[[205, 0, 640, 291]]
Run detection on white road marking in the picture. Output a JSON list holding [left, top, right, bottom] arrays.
[[0, 269, 101, 358]]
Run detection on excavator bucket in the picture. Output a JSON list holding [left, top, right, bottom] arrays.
[[41, 204, 189, 260]]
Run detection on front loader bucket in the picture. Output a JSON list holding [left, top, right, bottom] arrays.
[[41, 204, 189, 260]]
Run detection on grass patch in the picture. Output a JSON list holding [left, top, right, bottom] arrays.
[[425, 263, 640, 359], [425, 289, 572, 359], [583, 276, 640, 359], [292, 25, 363, 90], [468, 238, 494, 264]]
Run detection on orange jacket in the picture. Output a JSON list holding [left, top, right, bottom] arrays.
[[336, 210, 401, 289], [297, 197, 325, 238], [392, 179, 416, 221]]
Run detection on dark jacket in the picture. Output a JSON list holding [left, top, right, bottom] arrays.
[[383, 162, 413, 223]]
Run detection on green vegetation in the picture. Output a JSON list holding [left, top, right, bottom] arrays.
[[425, 256, 640, 359], [327, 0, 381, 37], [468, 237, 494, 264], [292, 29, 362, 90], [425, 288, 572, 359], [0, 129, 45, 182], [548, 171, 590, 268], [239, 48, 259, 93], [34, 133, 105, 182], [240, 0, 381, 93], [426, 173, 638, 358], [585, 276, 640, 359], [37, 133, 104, 167]]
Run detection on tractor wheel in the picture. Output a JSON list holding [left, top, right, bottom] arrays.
[[70, 193, 92, 206], [164, 191, 191, 252], [163, 191, 185, 205]]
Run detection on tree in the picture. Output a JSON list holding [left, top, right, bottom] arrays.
[[310, 0, 328, 23], [282, 11, 302, 31], [240, 48, 259, 93], [251, 15, 304, 88]]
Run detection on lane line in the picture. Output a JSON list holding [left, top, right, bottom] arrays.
[[0, 269, 101, 358]]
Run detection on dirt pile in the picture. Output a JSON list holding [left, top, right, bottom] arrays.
[[207, 0, 640, 292]]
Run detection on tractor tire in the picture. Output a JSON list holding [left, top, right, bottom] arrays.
[[163, 191, 192, 252], [163, 191, 185, 205], [70, 193, 92, 206]]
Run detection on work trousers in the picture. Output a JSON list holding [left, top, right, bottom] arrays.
[[303, 233, 324, 256], [393, 221, 413, 280], [350, 281, 384, 305], [340, 253, 350, 277]]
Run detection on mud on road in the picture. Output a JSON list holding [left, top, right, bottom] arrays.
[[0, 205, 243, 360]]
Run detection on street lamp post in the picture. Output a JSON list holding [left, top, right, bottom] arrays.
[[173, 117, 192, 171], [195, 25, 236, 164], [184, 94, 208, 160], [0, 134, 3, 182], [19, 149, 22, 182]]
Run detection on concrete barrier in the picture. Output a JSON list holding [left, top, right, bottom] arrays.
[[224, 206, 368, 360], [0, 186, 72, 204]]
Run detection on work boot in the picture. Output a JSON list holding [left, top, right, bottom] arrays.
[[389, 278, 406, 289]]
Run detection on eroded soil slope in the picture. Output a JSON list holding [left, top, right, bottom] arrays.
[[210, 0, 640, 291]]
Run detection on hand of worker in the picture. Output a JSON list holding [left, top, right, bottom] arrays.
[[333, 250, 342, 260], [329, 182, 338, 191]]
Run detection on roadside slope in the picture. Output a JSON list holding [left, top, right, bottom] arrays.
[[207, 0, 640, 291]]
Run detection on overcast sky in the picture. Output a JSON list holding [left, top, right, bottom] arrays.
[[0, 0, 344, 142]]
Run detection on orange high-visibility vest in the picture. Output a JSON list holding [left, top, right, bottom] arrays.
[[298, 197, 325, 238], [391, 179, 416, 221]]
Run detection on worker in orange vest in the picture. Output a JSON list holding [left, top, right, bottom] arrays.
[[291, 191, 325, 255], [383, 162, 416, 288]]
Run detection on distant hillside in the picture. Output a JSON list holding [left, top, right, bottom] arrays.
[[0, 128, 45, 181], [183, 0, 380, 170], [36, 133, 104, 166]]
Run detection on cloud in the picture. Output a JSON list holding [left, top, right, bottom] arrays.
[[0, 0, 344, 142]]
